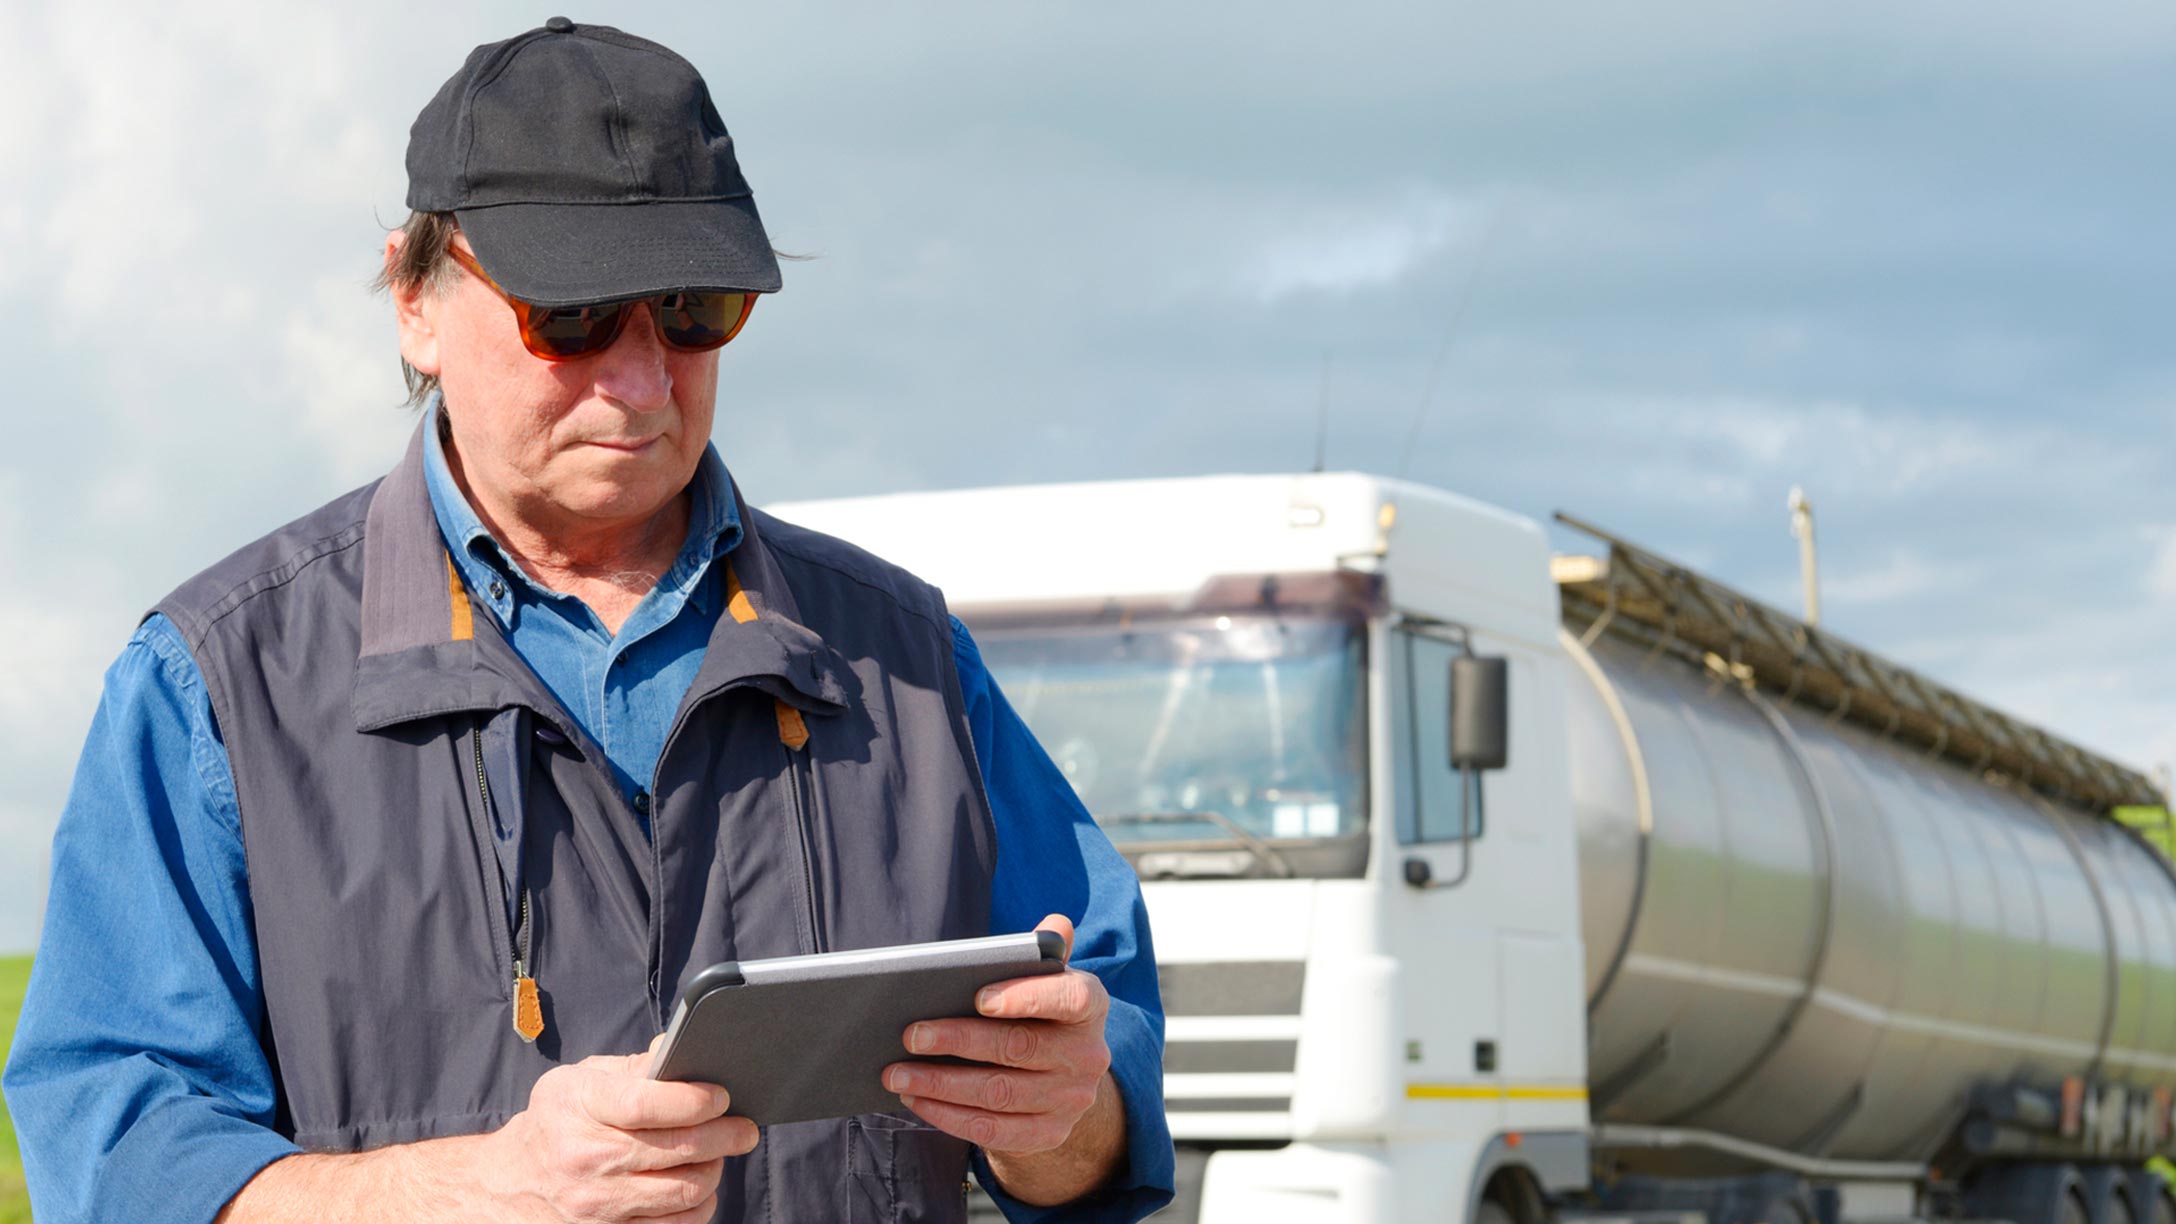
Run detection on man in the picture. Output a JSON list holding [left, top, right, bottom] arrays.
[[3, 18, 1172, 1224]]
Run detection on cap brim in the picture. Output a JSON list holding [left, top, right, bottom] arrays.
[[454, 195, 782, 306]]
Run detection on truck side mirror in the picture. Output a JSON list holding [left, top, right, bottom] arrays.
[[1449, 655, 1509, 771]]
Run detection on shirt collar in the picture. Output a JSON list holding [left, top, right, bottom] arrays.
[[419, 392, 744, 624]]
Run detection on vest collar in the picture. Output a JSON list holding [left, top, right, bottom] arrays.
[[352, 421, 850, 735], [679, 490, 852, 719]]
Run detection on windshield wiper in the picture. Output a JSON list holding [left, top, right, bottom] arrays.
[[1102, 811, 1295, 878]]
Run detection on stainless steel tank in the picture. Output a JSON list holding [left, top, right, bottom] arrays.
[[1564, 631, 2176, 1162]]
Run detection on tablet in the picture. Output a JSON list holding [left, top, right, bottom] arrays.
[[647, 931, 1068, 1126]]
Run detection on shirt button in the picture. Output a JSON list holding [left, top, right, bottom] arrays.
[[489, 579, 507, 600], [633, 790, 652, 817]]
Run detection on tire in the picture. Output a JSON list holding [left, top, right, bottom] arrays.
[[2125, 1170, 2174, 1224], [1738, 1179, 1815, 1224], [2084, 1165, 2138, 1224], [1965, 1162, 2089, 1224], [1476, 1198, 1519, 1224], [1761, 1194, 1816, 1224], [2067, 1187, 2097, 1224]]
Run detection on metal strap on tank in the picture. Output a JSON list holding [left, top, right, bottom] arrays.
[[1974, 793, 2060, 1066], [1559, 628, 1654, 1016], [2105, 822, 2176, 1077], [2031, 787, 2124, 1081], [1656, 683, 1841, 1126], [2105, 818, 2176, 1071]]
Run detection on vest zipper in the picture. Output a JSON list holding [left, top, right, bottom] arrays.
[[473, 726, 544, 1043], [785, 744, 827, 953]]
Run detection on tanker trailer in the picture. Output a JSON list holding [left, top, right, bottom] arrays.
[[1559, 516, 2176, 1224], [767, 472, 2176, 1224]]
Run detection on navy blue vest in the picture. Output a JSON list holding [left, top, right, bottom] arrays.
[[155, 424, 997, 1222]]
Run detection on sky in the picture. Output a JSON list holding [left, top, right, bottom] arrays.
[[2, 1, 2174, 952]]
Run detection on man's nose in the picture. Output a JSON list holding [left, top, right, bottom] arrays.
[[590, 301, 673, 411]]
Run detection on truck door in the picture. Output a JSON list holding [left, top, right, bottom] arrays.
[[1389, 623, 1586, 1126]]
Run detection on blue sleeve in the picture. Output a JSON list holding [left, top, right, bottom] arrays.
[[951, 617, 1174, 1224], [1, 615, 297, 1224]]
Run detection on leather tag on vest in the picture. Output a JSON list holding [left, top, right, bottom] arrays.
[[774, 701, 809, 750], [514, 976, 545, 1043]]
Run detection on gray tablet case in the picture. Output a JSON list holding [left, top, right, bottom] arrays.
[[648, 931, 1067, 1125]]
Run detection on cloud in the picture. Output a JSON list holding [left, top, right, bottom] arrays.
[[282, 271, 416, 486], [1241, 194, 1476, 303], [4, 0, 2176, 953], [2145, 527, 2176, 603], [1822, 548, 1978, 606]]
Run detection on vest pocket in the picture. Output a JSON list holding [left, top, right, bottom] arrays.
[[844, 1112, 973, 1224]]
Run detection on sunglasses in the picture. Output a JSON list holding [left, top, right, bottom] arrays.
[[445, 243, 758, 362]]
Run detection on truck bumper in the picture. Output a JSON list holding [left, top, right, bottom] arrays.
[[1198, 1143, 1398, 1224]]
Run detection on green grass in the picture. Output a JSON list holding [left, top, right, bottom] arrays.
[[0, 954, 28, 1223], [2115, 805, 2176, 861], [0, 945, 2162, 1224]]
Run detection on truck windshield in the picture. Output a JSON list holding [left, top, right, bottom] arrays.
[[974, 616, 1368, 851]]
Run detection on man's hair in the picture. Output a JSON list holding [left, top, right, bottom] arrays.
[[371, 210, 462, 409]]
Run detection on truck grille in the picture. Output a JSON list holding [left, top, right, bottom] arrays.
[[1158, 961, 1304, 1119]]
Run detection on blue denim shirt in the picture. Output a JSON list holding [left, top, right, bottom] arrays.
[[421, 401, 737, 812], [4, 408, 1173, 1224]]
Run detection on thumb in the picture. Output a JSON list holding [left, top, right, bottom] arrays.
[[1035, 913, 1076, 963], [612, 1033, 667, 1078]]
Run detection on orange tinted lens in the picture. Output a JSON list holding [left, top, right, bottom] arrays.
[[521, 301, 629, 359], [656, 291, 753, 351]]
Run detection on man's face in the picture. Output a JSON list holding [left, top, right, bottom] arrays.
[[389, 231, 721, 531]]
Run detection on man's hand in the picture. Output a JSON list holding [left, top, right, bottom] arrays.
[[884, 915, 1127, 1206], [218, 1036, 757, 1224], [482, 1038, 758, 1223]]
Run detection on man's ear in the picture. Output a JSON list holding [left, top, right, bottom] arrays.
[[386, 231, 442, 379]]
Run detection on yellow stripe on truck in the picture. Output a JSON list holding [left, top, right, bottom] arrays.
[[1406, 1084, 1589, 1101]]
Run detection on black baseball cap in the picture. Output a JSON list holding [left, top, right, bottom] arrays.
[[405, 17, 781, 307]]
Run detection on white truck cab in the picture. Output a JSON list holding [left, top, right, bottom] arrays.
[[775, 473, 2176, 1224]]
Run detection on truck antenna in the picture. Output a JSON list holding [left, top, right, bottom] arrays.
[[1395, 208, 1501, 482], [1312, 350, 1333, 473], [1788, 486, 1821, 626]]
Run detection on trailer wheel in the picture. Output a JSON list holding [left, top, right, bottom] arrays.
[[2067, 1186, 2096, 1224], [2124, 1167, 2174, 1224], [2149, 1190, 2176, 1224], [1964, 1161, 2090, 1224], [1477, 1198, 1519, 1224], [2110, 1189, 2139, 1224], [2083, 1165, 2138, 1224]]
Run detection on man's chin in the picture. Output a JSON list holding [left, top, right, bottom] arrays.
[[549, 469, 691, 525]]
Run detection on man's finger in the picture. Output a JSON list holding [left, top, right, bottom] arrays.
[[976, 966, 1106, 1023], [613, 1114, 762, 1173], [898, 1092, 1075, 1156], [619, 1158, 728, 1220], [884, 1061, 1099, 1121], [649, 1198, 724, 1224], [903, 1014, 1079, 1070], [583, 1068, 732, 1131]]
